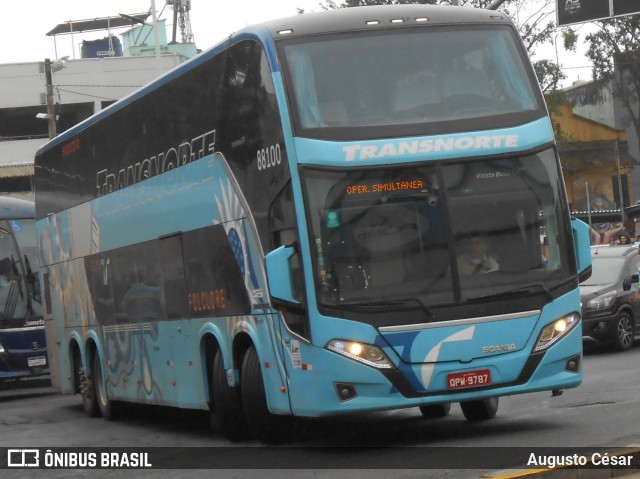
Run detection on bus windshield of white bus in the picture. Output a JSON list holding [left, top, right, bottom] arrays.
[[0, 219, 41, 323], [303, 149, 575, 324], [280, 25, 544, 140]]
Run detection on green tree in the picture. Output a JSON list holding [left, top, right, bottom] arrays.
[[584, 15, 640, 149], [313, 0, 569, 93]]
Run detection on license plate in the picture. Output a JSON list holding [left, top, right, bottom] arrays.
[[447, 369, 491, 389], [28, 356, 47, 367]]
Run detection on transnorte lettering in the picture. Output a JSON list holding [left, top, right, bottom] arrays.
[[342, 135, 519, 161], [96, 129, 216, 196]]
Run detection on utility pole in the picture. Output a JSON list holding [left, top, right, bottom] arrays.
[[41, 57, 67, 139], [44, 58, 57, 139], [614, 141, 627, 227], [586, 182, 593, 244], [150, 0, 162, 75]]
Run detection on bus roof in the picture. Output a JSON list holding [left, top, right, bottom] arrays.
[[258, 5, 514, 39], [0, 196, 35, 220]]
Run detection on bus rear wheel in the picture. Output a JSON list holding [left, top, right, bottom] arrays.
[[93, 355, 118, 420], [210, 350, 249, 441], [240, 345, 293, 444], [460, 397, 499, 421], [80, 362, 99, 418]]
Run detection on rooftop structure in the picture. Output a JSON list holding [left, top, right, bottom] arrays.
[[0, 8, 199, 201]]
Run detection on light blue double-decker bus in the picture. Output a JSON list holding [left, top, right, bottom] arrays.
[[35, 5, 591, 443]]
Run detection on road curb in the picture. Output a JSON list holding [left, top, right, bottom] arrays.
[[481, 446, 640, 479]]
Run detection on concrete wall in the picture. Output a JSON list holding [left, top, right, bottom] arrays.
[[0, 54, 191, 198], [0, 54, 186, 110]]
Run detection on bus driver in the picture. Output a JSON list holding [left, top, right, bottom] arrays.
[[457, 235, 499, 275]]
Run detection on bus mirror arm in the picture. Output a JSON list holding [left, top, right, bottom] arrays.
[[572, 218, 592, 283], [265, 244, 301, 307]]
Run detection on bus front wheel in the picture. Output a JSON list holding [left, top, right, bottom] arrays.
[[419, 402, 451, 419], [460, 397, 499, 421], [240, 345, 294, 444], [210, 350, 249, 441]]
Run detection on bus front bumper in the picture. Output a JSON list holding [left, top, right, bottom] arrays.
[[285, 326, 582, 417]]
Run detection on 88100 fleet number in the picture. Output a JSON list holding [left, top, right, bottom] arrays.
[[257, 144, 282, 171]]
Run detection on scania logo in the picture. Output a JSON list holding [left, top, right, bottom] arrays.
[[32, 342, 39, 350], [482, 343, 516, 353]]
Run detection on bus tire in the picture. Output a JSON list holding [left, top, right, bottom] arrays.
[[419, 402, 451, 419], [240, 345, 293, 444], [211, 350, 249, 441], [460, 397, 499, 421], [72, 346, 82, 394], [80, 362, 99, 418], [93, 355, 117, 421]]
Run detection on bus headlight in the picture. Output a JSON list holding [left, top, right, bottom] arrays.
[[0, 341, 4, 353], [326, 340, 394, 369], [534, 313, 580, 352]]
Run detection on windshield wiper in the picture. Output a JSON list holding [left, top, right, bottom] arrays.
[[335, 298, 435, 318], [469, 284, 553, 302]]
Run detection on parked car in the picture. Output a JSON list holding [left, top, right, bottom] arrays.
[[580, 245, 640, 351]]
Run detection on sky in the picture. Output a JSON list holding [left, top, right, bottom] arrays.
[[1, 0, 323, 63], [2, 0, 593, 88]]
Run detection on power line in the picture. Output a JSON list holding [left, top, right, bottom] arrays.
[[55, 84, 143, 88], [55, 88, 118, 102], [562, 65, 593, 70]]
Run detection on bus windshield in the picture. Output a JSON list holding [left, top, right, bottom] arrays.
[[0, 218, 41, 322], [303, 148, 574, 323], [280, 25, 544, 140]]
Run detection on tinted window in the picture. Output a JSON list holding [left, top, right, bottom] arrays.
[[36, 40, 290, 256], [84, 224, 251, 324], [302, 148, 574, 324], [280, 25, 544, 141], [182, 225, 251, 318]]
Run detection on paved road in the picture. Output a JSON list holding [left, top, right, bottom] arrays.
[[2, 342, 640, 478]]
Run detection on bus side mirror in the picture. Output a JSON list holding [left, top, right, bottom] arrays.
[[265, 244, 300, 306], [572, 218, 592, 283]]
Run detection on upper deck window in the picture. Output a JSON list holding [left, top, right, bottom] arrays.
[[279, 25, 545, 140]]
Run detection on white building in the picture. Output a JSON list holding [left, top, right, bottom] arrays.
[[0, 14, 197, 201]]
